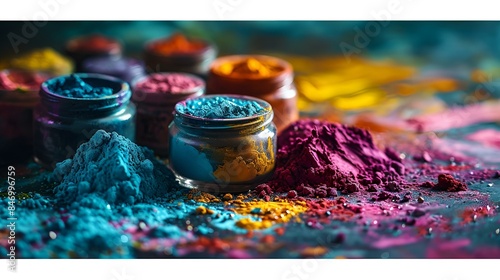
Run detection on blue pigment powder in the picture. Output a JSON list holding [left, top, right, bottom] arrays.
[[47, 74, 114, 98], [52, 130, 177, 206], [179, 96, 266, 119], [0, 131, 260, 258]]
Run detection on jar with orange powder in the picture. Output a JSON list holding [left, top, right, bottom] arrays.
[[207, 55, 298, 133], [143, 33, 217, 79]]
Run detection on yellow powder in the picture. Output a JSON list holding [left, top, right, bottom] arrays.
[[187, 190, 221, 203], [213, 137, 274, 183], [232, 200, 307, 230], [0, 48, 73, 75]]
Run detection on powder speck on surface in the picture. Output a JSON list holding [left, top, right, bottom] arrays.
[[52, 130, 179, 206], [47, 74, 114, 98], [135, 73, 202, 94], [258, 119, 406, 197], [419, 174, 467, 192], [178, 96, 266, 119]]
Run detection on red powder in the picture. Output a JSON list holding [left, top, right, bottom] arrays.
[[0, 70, 47, 92], [257, 120, 406, 197], [134, 73, 203, 94], [66, 34, 121, 53], [420, 174, 467, 192]]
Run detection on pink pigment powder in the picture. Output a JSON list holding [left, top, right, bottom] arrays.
[[257, 120, 406, 197], [134, 73, 203, 94]]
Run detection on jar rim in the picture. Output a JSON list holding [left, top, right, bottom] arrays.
[[132, 72, 206, 105], [174, 94, 274, 130], [41, 73, 130, 101], [39, 73, 131, 117]]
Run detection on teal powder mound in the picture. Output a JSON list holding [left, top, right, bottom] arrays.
[[52, 130, 179, 206], [47, 74, 114, 98], [179, 96, 266, 119]]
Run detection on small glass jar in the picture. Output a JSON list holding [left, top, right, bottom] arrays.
[[132, 72, 205, 157], [65, 34, 122, 71], [143, 33, 217, 79], [33, 73, 135, 169], [0, 69, 50, 165], [82, 56, 146, 85], [169, 95, 277, 193], [207, 55, 299, 133]]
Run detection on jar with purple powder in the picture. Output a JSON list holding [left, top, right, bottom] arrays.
[[33, 73, 136, 168], [132, 72, 205, 157], [169, 95, 277, 193], [81, 56, 146, 85]]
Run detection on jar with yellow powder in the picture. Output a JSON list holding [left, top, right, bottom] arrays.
[[169, 95, 276, 193], [207, 55, 298, 133]]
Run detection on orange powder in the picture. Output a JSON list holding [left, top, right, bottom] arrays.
[[216, 57, 282, 78]]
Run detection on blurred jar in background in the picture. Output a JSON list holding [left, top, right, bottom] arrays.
[[207, 55, 298, 133], [143, 33, 217, 80], [65, 34, 122, 71], [0, 69, 50, 165]]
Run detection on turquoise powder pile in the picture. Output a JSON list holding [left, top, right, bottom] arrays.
[[47, 74, 114, 98], [179, 96, 266, 119], [52, 130, 178, 206]]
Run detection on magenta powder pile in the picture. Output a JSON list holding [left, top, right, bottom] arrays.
[[257, 120, 406, 198]]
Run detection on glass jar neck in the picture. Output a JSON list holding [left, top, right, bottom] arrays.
[[39, 85, 131, 118], [174, 109, 274, 136]]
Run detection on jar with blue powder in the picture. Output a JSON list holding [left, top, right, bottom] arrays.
[[169, 95, 276, 193], [33, 73, 136, 168]]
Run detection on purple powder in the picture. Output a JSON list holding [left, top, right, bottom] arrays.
[[256, 119, 406, 197]]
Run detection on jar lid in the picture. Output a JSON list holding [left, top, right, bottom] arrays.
[[132, 72, 205, 105], [173, 94, 274, 132], [40, 73, 131, 117], [207, 55, 294, 97]]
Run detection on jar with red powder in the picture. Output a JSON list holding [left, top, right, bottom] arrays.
[[143, 33, 217, 79], [132, 72, 205, 157], [206, 55, 298, 133], [0, 69, 50, 164], [65, 34, 122, 71]]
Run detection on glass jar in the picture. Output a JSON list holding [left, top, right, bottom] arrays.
[[132, 72, 205, 157], [65, 34, 122, 72], [0, 69, 50, 165], [82, 56, 146, 85], [33, 73, 135, 169], [169, 95, 277, 194], [143, 33, 217, 80], [207, 55, 299, 133]]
